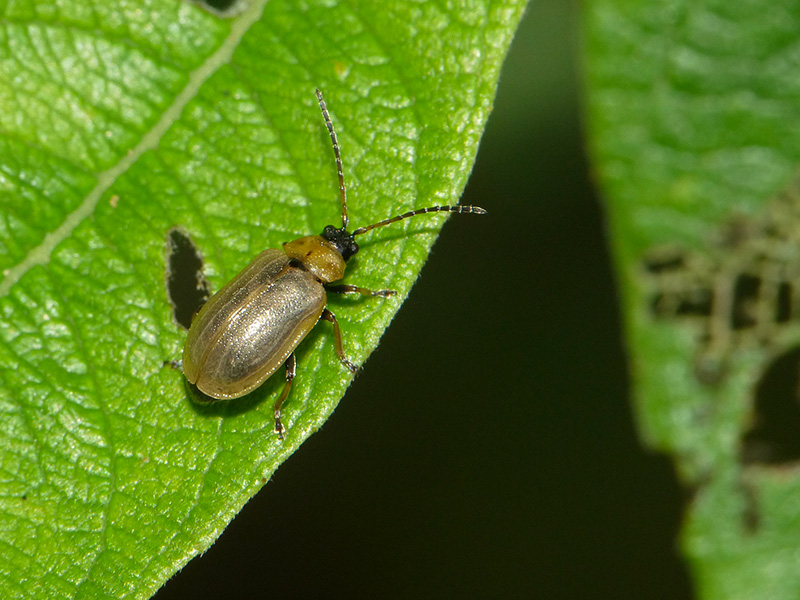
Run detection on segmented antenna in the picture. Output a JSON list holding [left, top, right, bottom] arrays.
[[352, 205, 486, 236], [315, 90, 486, 236], [316, 89, 349, 229]]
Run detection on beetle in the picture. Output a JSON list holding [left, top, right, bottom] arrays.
[[182, 89, 485, 439]]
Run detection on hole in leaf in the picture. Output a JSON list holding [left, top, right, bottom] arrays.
[[741, 346, 800, 465], [642, 247, 686, 274], [650, 288, 714, 318], [165, 227, 210, 330], [189, 0, 248, 17], [731, 273, 761, 330]]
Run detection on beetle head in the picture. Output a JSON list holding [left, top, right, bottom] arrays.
[[322, 225, 360, 261]]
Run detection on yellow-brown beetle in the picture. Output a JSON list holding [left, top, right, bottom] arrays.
[[182, 89, 485, 438]]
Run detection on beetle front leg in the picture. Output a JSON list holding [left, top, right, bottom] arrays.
[[273, 353, 296, 440], [326, 284, 397, 298], [321, 308, 358, 373]]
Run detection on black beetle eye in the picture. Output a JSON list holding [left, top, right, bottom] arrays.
[[338, 238, 359, 262]]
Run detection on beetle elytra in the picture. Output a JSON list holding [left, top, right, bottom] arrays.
[[181, 89, 485, 439]]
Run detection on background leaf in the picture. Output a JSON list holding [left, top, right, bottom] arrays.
[[0, 0, 525, 597], [586, 0, 800, 597]]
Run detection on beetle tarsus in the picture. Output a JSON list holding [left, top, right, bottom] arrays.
[[164, 359, 183, 370], [274, 414, 286, 440]]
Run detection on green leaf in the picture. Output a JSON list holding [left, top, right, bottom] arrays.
[[0, 0, 525, 597], [585, 0, 800, 598]]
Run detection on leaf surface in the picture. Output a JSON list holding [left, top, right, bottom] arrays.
[[0, 0, 525, 597]]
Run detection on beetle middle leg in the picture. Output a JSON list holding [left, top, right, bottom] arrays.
[[321, 308, 358, 373], [273, 353, 296, 440], [326, 284, 397, 298]]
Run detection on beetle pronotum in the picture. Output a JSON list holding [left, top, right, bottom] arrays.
[[182, 89, 485, 438]]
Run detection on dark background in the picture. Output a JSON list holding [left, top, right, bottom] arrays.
[[158, 2, 694, 598]]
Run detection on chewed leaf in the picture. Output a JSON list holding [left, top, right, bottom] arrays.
[[587, 0, 800, 597], [641, 172, 800, 384], [165, 226, 210, 331]]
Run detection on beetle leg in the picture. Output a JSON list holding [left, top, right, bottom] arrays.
[[321, 308, 358, 373], [273, 353, 296, 440], [326, 284, 397, 298], [164, 359, 183, 370]]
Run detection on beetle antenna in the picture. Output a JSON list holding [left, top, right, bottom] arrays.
[[352, 205, 486, 236], [316, 89, 349, 229]]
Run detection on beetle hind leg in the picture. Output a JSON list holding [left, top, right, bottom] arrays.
[[321, 308, 358, 373], [273, 353, 296, 440], [326, 283, 397, 298]]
